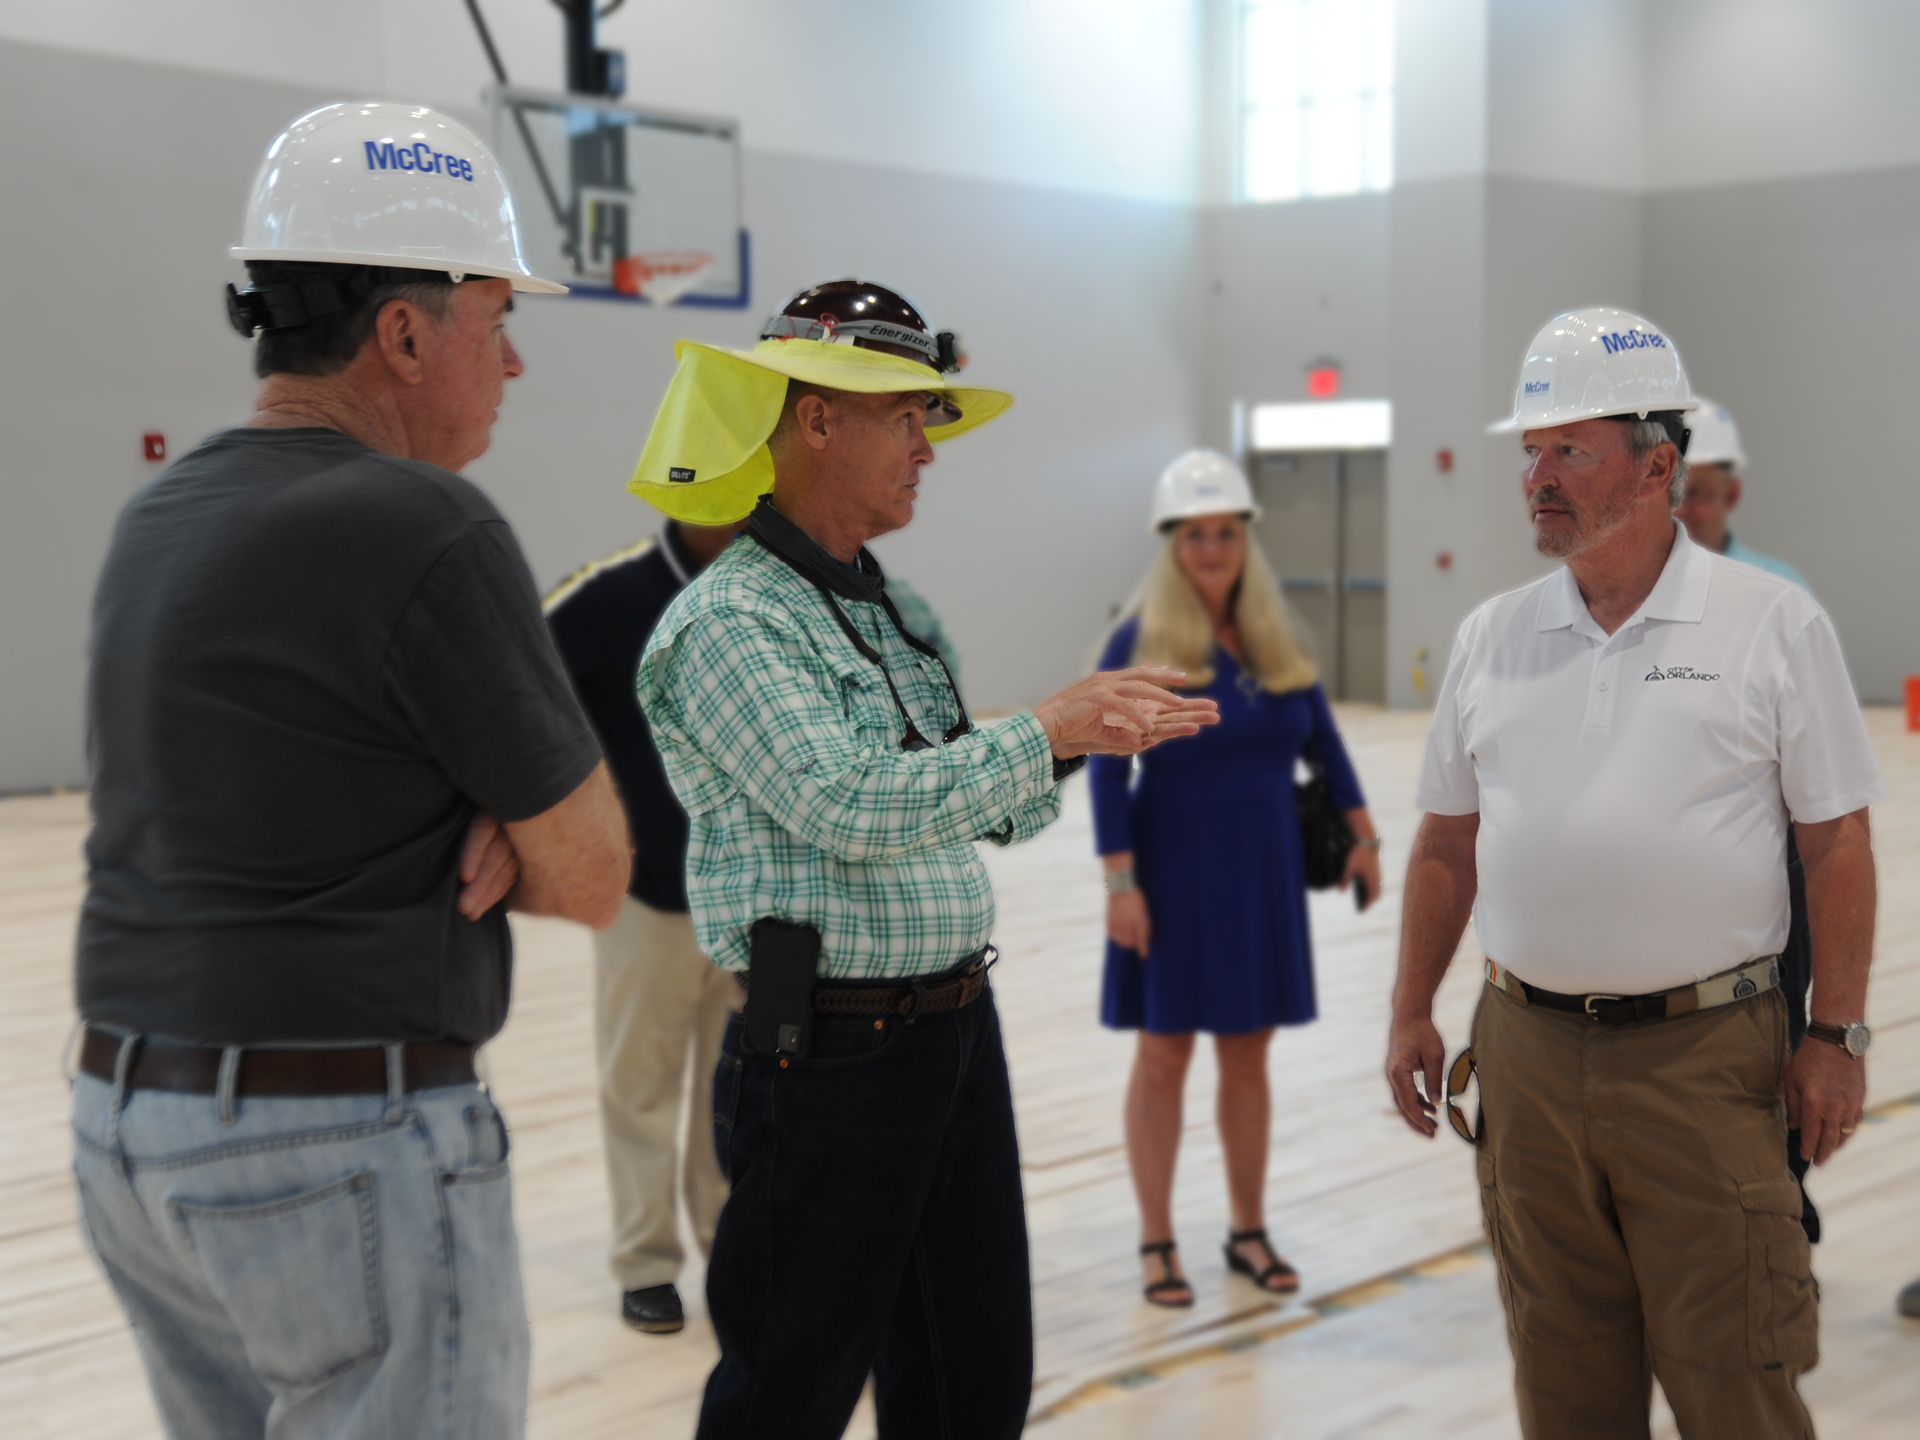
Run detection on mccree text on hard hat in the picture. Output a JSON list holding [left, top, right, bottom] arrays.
[[363, 140, 476, 180]]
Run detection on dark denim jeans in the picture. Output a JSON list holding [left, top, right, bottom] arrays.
[[698, 985, 1032, 1440]]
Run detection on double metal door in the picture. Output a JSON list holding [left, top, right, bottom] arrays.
[[1249, 449, 1387, 703]]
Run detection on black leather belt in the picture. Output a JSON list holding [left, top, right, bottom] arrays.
[[80, 1028, 478, 1096], [1486, 956, 1782, 1025], [771, 951, 992, 1019], [1520, 984, 1674, 1024]]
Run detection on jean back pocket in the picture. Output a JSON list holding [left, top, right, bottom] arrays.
[[173, 1171, 387, 1388]]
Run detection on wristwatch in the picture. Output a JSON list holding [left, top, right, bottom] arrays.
[[1104, 868, 1137, 896], [1805, 1019, 1871, 1058]]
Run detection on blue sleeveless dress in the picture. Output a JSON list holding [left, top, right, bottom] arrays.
[[1089, 618, 1366, 1034]]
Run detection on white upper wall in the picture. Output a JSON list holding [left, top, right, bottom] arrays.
[[1395, 0, 1488, 183], [1486, 0, 1645, 191], [1648, 0, 1920, 190], [0, 0, 1202, 203], [1400, 0, 1920, 195]]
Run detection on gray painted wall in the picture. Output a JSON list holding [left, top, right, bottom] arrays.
[[1387, 177, 1488, 708], [1645, 164, 1920, 702], [0, 38, 1200, 791], [1197, 194, 1393, 447]]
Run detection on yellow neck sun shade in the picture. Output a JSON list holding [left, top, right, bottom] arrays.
[[628, 337, 1014, 524]]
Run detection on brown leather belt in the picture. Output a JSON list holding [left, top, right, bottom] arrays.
[[80, 1028, 477, 1097], [806, 953, 992, 1019]]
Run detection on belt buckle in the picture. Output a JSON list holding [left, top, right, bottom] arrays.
[[1583, 993, 1624, 1020]]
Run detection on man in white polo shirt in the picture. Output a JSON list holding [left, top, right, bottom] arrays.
[[1386, 307, 1885, 1439]]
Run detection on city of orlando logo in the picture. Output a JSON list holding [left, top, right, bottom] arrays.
[[1645, 664, 1719, 682]]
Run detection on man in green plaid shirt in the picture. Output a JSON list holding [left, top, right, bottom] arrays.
[[640, 528, 1070, 980], [633, 279, 1215, 1440]]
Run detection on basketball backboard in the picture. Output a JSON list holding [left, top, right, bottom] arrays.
[[485, 85, 746, 306]]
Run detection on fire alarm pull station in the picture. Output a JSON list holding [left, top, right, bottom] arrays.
[[142, 433, 166, 462]]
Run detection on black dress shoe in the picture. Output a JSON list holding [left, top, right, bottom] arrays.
[[1898, 1276, 1920, 1320], [621, 1283, 685, 1334]]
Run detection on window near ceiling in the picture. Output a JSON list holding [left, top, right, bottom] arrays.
[[1239, 0, 1395, 203]]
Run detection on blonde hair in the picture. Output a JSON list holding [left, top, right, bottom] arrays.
[[1112, 524, 1317, 693]]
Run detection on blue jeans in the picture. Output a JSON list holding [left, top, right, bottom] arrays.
[[71, 1066, 529, 1440], [699, 986, 1033, 1440]]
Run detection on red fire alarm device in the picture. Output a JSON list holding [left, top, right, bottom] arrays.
[[1436, 550, 1454, 571], [1436, 448, 1454, 473], [142, 432, 167, 462]]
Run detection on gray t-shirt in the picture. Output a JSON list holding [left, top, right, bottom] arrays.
[[77, 428, 602, 1045]]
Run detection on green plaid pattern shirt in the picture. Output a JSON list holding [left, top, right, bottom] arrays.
[[637, 537, 1065, 978]]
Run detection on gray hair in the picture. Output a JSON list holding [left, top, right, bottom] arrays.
[[1622, 418, 1689, 506]]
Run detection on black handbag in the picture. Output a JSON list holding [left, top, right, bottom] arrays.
[[1295, 747, 1356, 890]]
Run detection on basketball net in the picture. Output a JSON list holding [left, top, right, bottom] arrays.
[[612, 250, 715, 306]]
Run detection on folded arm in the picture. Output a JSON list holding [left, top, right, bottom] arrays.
[[457, 762, 631, 929]]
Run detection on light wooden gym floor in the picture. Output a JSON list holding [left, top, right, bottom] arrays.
[[3, 706, 1916, 1438]]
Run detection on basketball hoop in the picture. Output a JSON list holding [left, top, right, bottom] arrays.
[[613, 250, 714, 305]]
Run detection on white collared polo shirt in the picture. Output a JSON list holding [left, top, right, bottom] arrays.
[[1416, 524, 1886, 996]]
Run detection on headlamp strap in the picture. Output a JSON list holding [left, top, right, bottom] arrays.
[[759, 313, 964, 375]]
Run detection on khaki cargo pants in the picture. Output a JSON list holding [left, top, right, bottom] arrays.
[[1474, 976, 1817, 1440], [593, 896, 739, 1292]]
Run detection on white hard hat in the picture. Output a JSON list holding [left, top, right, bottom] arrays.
[[232, 102, 564, 293], [1683, 397, 1745, 469], [1493, 306, 1696, 434], [1148, 449, 1261, 534]]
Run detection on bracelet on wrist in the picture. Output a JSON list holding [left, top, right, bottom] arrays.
[[1104, 868, 1137, 896], [1355, 837, 1383, 850]]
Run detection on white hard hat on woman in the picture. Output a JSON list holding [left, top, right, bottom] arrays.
[[1147, 449, 1262, 533], [226, 100, 563, 338]]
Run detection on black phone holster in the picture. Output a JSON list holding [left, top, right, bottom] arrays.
[[744, 918, 822, 1059]]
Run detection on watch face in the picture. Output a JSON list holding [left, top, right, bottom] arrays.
[[1845, 1023, 1872, 1057]]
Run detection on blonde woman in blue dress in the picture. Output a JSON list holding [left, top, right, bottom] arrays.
[[1091, 451, 1381, 1307]]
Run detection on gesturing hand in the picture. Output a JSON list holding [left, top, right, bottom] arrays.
[[1034, 667, 1220, 759], [458, 811, 522, 920]]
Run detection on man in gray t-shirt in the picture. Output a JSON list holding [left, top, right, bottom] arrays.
[[72, 104, 629, 1440]]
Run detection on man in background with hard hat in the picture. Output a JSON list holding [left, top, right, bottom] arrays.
[[1388, 307, 1883, 1438], [1675, 398, 1812, 590], [632, 280, 1219, 1439], [1674, 396, 1826, 1247], [72, 104, 628, 1439]]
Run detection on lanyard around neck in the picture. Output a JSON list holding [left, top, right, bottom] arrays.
[[744, 501, 972, 752], [814, 587, 972, 752]]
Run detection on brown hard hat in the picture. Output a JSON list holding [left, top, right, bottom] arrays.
[[760, 279, 963, 374]]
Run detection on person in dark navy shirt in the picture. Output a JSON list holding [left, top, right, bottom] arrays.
[[546, 518, 744, 1335]]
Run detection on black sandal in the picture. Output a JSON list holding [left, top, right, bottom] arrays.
[[1139, 1240, 1194, 1308], [1224, 1228, 1300, 1294]]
